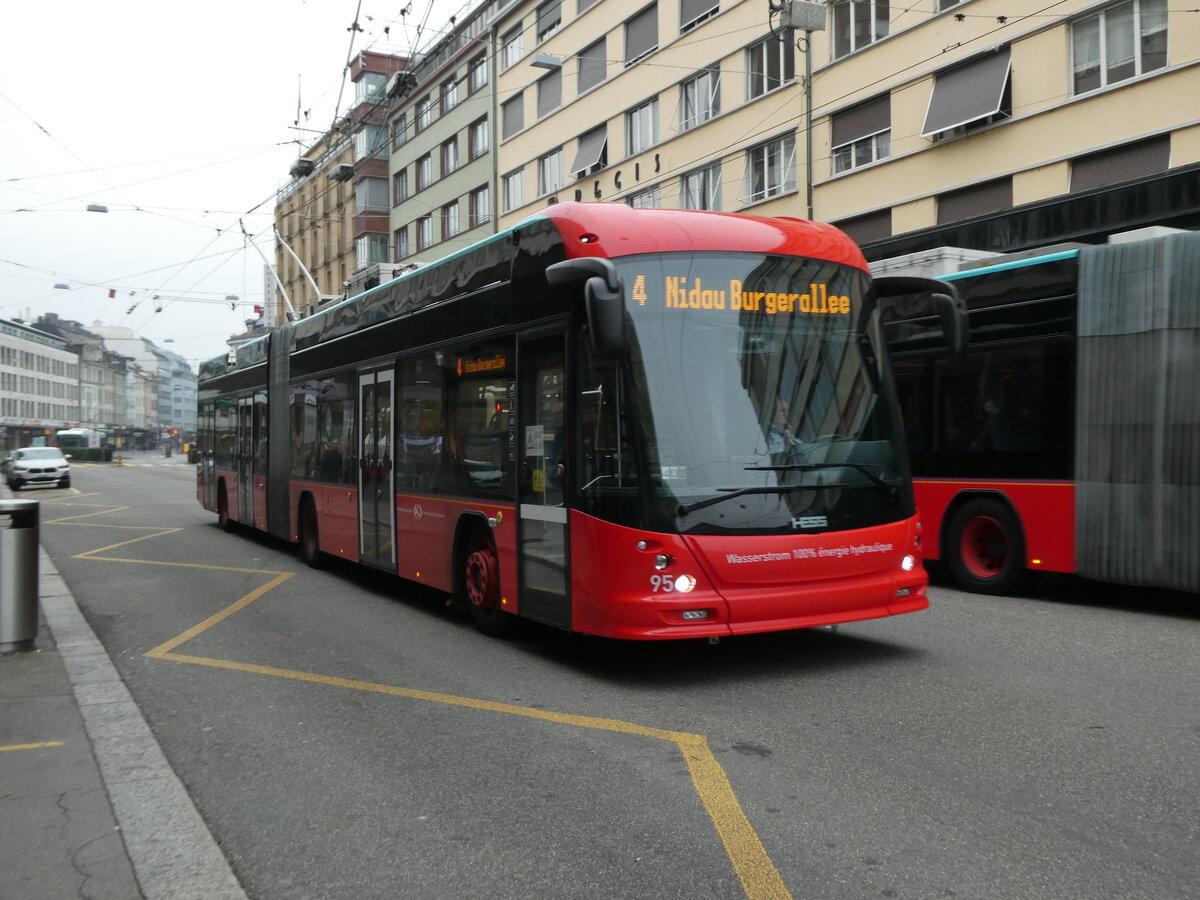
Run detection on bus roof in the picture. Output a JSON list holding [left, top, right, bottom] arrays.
[[530, 202, 870, 272], [200, 204, 870, 377], [938, 249, 1081, 282]]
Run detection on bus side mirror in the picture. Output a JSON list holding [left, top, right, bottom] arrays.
[[873, 276, 968, 361], [546, 257, 626, 357]]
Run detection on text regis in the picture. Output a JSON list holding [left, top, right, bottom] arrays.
[[662, 277, 851, 315]]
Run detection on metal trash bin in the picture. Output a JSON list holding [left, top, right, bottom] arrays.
[[0, 498, 39, 654]]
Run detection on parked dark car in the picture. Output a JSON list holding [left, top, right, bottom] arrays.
[[4, 447, 71, 490]]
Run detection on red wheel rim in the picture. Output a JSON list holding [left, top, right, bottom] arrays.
[[959, 515, 1008, 579], [465, 546, 498, 610]]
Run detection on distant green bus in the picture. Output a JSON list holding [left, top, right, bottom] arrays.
[[55, 428, 101, 449]]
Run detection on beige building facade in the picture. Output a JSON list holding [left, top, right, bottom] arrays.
[[273, 0, 1198, 309], [274, 131, 357, 318], [490, 0, 1198, 256]]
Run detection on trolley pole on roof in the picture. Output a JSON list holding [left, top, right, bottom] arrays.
[[770, 1, 826, 221]]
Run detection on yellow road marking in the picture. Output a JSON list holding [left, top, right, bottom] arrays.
[[59, 501, 791, 899], [0, 741, 65, 752]]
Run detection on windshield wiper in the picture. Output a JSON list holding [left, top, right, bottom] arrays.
[[677, 483, 817, 517], [743, 462, 900, 500]]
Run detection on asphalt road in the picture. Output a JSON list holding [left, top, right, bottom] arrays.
[[33, 453, 1200, 899]]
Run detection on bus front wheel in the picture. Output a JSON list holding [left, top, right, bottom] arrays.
[[945, 498, 1025, 595], [461, 538, 516, 637]]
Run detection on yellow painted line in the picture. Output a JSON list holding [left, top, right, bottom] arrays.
[[0, 741, 64, 752], [64, 500, 791, 899], [146, 573, 294, 658], [46, 506, 133, 523], [150, 647, 790, 899]]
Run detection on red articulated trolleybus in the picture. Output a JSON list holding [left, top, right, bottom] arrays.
[[196, 203, 964, 639]]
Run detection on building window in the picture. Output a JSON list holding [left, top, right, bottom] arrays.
[[416, 215, 433, 251], [744, 133, 796, 204], [416, 95, 433, 131], [470, 185, 490, 227], [468, 54, 488, 93], [537, 0, 562, 41], [570, 125, 608, 178], [538, 148, 564, 196], [536, 68, 562, 119], [441, 77, 459, 113], [680, 0, 718, 33], [831, 94, 890, 173], [501, 24, 523, 70], [579, 0, 600, 12], [392, 170, 408, 206], [503, 168, 524, 212], [356, 234, 389, 268], [681, 162, 721, 210], [355, 124, 387, 160], [392, 114, 409, 149], [1072, 0, 1167, 95], [395, 226, 409, 260], [441, 138, 459, 176], [833, 209, 892, 246], [1069, 135, 1170, 192], [625, 4, 659, 66], [746, 37, 794, 99], [442, 201, 461, 239], [679, 65, 720, 131], [626, 97, 659, 155], [356, 177, 389, 211], [502, 93, 524, 140], [469, 117, 489, 160], [831, 0, 889, 59], [578, 37, 606, 94], [355, 72, 386, 104], [937, 177, 1013, 224], [627, 185, 661, 208], [416, 154, 432, 191]]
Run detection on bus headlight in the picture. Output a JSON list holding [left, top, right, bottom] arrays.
[[674, 574, 697, 593], [654, 554, 673, 570], [900, 554, 916, 571]]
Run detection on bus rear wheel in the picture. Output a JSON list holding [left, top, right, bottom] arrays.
[[298, 499, 325, 569], [217, 485, 234, 533], [461, 538, 516, 637], [945, 498, 1025, 595]]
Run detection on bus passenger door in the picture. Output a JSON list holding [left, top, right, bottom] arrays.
[[199, 402, 216, 510], [358, 369, 395, 569], [237, 396, 253, 524], [517, 334, 570, 629]]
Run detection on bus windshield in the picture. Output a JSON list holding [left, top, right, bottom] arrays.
[[584, 251, 913, 536]]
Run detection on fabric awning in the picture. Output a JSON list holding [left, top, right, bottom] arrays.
[[921, 47, 1011, 137], [570, 127, 608, 175]]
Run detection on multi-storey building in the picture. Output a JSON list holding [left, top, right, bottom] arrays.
[[274, 51, 411, 316], [490, 0, 1198, 256], [271, 0, 1197, 311], [0, 318, 81, 450], [387, 0, 512, 267], [275, 130, 357, 319]]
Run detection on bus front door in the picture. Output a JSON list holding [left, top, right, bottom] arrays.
[[517, 334, 570, 630], [237, 396, 253, 524], [358, 369, 395, 569]]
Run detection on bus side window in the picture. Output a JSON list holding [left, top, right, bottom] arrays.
[[398, 355, 445, 492]]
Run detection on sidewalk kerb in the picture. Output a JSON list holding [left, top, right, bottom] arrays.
[[38, 546, 247, 900]]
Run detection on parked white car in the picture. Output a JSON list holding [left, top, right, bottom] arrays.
[[4, 447, 71, 490]]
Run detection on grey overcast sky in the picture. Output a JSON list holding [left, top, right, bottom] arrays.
[[0, 0, 463, 369]]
